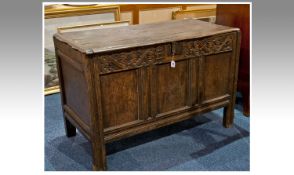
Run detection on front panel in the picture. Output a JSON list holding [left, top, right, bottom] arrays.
[[100, 70, 139, 129], [94, 33, 236, 133], [202, 52, 232, 103], [156, 60, 189, 115]]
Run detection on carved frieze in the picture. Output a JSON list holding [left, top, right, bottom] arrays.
[[182, 34, 234, 58], [96, 34, 233, 74], [96, 45, 166, 74]]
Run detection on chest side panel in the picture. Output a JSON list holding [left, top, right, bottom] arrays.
[[54, 39, 91, 132], [60, 56, 91, 125]]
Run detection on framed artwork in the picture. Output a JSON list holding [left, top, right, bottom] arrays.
[[172, 9, 216, 23], [119, 4, 216, 24], [57, 20, 130, 33], [45, 4, 120, 19], [139, 6, 182, 24], [44, 4, 120, 95]]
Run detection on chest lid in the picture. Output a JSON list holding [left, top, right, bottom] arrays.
[[54, 19, 239, 55]]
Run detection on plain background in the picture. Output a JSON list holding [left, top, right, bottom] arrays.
[[0, 0, 294, 174]]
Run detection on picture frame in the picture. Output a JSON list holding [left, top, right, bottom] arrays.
[[45, 4, 120, 20], [44, 4, 120, 95], [139, 6, 183, 24], [57, 20, 130, 33], [172, 9, 216, 22]]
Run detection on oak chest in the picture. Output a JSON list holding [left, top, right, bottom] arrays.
[[53, 19, 240, 170]]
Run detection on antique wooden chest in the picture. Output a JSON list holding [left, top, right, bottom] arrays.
[[53, 19, 240, 170]]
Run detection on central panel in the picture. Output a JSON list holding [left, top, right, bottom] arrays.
[[156, 60, 189, 115]]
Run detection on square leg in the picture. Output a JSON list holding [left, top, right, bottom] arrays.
[[92, 141, 107, 171], [223, 104, 234, 128], [242, 88, 250, 117], [64, 117, 76, 137]]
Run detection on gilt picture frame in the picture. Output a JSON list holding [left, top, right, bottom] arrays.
[[172, 8, 216, 22], [57, 20, 130, 33], [44, 4, 120, 95]]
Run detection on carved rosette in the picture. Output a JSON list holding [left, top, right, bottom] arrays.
[[96, 45, 166, 74], [182, 34, 234, 58]]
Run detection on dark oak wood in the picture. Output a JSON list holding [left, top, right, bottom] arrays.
[[216, 4, 250, 116], [53, 19, 240, 170]]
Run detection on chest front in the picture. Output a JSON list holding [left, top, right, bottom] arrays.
[[93, 32, 237, 135]]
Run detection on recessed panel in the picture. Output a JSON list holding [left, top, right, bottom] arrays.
[[202, 52, 232, 102], [157, 60, 188, 114], [100, 70, 139, 129], [61, 58, 90, 125]]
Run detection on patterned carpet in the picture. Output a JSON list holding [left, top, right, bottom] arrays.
[[45, 93, 249, 171]]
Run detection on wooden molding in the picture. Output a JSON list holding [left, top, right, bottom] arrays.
[[45, 4, 120, 20], [172, 8, 216, 20], [44, 85, 60, 95], [119, 4, 215, 24], [57, 20, 130, 33]]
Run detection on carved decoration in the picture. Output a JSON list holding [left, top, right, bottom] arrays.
[[182, 34, 233, 58], [97, 45, 166, 74], [96, 34, 233, 74]]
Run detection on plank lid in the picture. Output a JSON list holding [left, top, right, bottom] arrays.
[[54, 19, 239, 55]]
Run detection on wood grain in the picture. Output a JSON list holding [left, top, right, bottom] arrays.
[[54, 19, 238, 54], [100, 70, 140, 129]]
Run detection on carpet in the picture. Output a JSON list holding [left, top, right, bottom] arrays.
[[45, 93, 249, 171]]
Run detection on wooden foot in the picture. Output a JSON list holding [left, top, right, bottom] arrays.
[[242, 88, 250, 117], [92, 142, 107, 171], [238, 82, 250, 117], [223, 105, 234, 128], [64, 117, 76, 137], [92, 163, 106, 171]]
